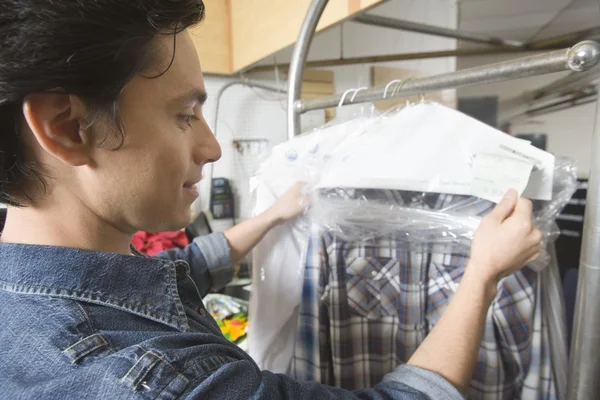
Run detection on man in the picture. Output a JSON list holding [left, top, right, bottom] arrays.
[[0, 1, 542, 399]]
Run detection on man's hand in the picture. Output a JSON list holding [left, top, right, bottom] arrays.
[[407, 189, 543, 392], [469, 189, 543, 285], [265, 182, 310, 226], [224, 182, 309, 264]]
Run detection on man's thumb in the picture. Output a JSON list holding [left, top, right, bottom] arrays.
[[489, 189, 518, 222]]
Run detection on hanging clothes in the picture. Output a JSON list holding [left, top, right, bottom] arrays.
[[249, 102, 574, 397], [249, 117, 374, 373], [290, 191, 556, 399], [292, 235, 555, 399]]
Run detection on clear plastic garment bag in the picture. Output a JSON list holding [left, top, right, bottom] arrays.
[[250, 101, 574, 399]]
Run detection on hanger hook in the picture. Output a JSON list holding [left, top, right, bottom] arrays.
[[392, 78, 423, 103], [391, 79, 409, 98], [338, 88, 358, 108], [338, 87, 368, 108], [383, 80, 403, 99], [350, 87, 368, 103]]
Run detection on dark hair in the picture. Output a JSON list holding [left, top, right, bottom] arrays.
[[0, 0, 206, 206]]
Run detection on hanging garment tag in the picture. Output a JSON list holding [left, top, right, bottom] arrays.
[[470, 153, 534, 203], [315, 103, 555, 200], [497, 144, 545, 171]]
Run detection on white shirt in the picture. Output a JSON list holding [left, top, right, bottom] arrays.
[[248, 118, 370, 372]]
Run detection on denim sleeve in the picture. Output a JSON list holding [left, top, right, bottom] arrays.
[[384, 365, 465, 399], [157, 233, 234, 297], [185, 361, 464, 399]]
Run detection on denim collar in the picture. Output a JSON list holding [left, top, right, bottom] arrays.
[[0, 243, 190, 331]]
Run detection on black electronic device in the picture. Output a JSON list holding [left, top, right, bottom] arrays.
[[210, 178, 235, 219]]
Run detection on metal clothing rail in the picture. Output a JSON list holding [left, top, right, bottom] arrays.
[[286, 1, 600, 399], [289, 42, 600, 134], [296, 42, 599, 115]]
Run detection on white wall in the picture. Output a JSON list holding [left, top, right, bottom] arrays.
[[511, 104, 596, 179], [458, 53, 597, 178], [195, 76, 287, 229]]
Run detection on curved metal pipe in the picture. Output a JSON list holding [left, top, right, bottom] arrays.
[[567, 84, 600, 400], [287, 0, 330, 139], [213, 80, 286, 141]]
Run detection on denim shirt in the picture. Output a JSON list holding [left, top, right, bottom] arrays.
[[0, 233, 464, 399]]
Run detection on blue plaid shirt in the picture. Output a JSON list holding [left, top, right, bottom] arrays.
[[291, 191, 557, 400]]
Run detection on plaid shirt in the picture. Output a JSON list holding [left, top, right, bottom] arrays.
[[291, 190, 557, 400]]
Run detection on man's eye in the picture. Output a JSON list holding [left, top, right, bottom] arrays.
[[178, 115, 197, 128]]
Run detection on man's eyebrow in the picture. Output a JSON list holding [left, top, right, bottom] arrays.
[[170, 89, 208, 107]]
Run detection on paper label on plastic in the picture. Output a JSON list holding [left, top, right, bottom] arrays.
[[470, 153, 534, 203], [312, 103, 555, 200], [497, 144, 544, 170]]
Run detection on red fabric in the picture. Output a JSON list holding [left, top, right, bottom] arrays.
[[132, 230, 189, 256]]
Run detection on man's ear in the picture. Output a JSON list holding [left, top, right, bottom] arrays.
[[22, 93, 94, 167]]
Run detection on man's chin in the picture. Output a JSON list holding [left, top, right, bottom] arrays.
[[143, 212, 193, 234]]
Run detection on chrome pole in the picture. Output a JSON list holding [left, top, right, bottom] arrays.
[[567, 82, 600, 399], [287, 0, 330, 139], [297, 41, 600, 113]]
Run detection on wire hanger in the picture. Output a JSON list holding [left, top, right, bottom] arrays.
[[337, 87, 368, 108], [383, 80, 403, 99]]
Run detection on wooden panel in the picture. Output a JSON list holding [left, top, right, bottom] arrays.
[[189, 0, 232, 75], [359, 0, 385, 7], [302, 69, 336, 122], [303, 69, 335, 83], [349, 0, 384, 13], [371, 66, 456, 111], [348, 0, 361, 13], [229, 0, 386, 72], [302, 81, 335, 95]]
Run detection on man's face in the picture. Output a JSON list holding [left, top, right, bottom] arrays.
[[75, 31, 221, 233]]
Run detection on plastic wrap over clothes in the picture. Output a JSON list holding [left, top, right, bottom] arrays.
[[305, 103, 578, 271], [247, 101, 577, 374]]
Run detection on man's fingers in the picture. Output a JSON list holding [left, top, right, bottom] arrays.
[[513, 197, 534, 219], [526, 251, 541, 265], [530, 229, 543, 244], [489, 189, 518, 222], [524, 237, 543, 261]]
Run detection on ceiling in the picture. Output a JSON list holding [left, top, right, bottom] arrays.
[[458, 0, 600, 43]]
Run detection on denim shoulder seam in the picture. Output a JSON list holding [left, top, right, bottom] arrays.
[[0, 279, 187, 331]]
